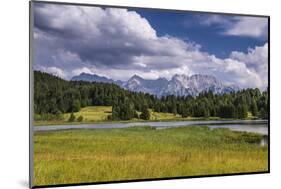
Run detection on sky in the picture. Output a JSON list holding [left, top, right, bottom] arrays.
[[33, 2, 268, 89]]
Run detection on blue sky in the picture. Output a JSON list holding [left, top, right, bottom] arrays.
[[133, 8, 268, 58], [33, 3, 268, 89]]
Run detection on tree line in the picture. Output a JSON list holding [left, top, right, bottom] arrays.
[[34, 71, 268, 121]]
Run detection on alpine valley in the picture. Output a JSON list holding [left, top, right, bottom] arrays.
[[71, 73, 239, 97]]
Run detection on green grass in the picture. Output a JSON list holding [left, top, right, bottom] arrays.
[[150, 110, 224, 121], [34, 106, 112, 126], [64, 106, 112, 122], [150, 110, 182, 120], [33, 126, 268, 186], [34, 106, 234, 126]]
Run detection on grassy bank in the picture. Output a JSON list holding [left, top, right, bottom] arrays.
[[33, 126, 268, 186], [34, 106, 257, 126]]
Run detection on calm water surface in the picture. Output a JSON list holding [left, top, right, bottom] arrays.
[[34, 120, 268, 135]]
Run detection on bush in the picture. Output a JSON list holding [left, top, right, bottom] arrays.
[[140, 108, 150, 120], [54, 110, 64, 120], [68, 113, 76, 122], [107, 115, 113, 120], [77, 115, 83, 122], [34, 114, 42, 121]]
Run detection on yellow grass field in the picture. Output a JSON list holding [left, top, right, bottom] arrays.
[[33, 126, 268, 186]]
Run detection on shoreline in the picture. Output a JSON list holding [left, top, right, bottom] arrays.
[[34, 117, 268, 127], [33, 119, 268, 135]]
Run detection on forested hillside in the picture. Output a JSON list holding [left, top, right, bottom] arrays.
[[34, 71, 268, 121]]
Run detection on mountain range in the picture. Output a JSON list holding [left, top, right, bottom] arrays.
[[71, 73, 239, 96]]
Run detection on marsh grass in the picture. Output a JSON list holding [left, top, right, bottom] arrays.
[[34, 126, 268, 186]]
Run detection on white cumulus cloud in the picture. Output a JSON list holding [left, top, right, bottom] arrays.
[[199, 15, 268, 38], [33, 3, 268, 89]]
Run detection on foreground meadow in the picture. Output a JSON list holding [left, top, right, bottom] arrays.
[[33, 126, 268, 186]]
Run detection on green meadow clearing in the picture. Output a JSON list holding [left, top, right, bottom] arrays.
[[33, 126, 268, 186], [34, 106, 235, 126], [34, 106, 112, 126]]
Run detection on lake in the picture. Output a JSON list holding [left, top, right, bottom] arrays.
[[34, 119, 268, 135]]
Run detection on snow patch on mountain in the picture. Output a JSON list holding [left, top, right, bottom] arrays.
[[71, 73, 239, 96]]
